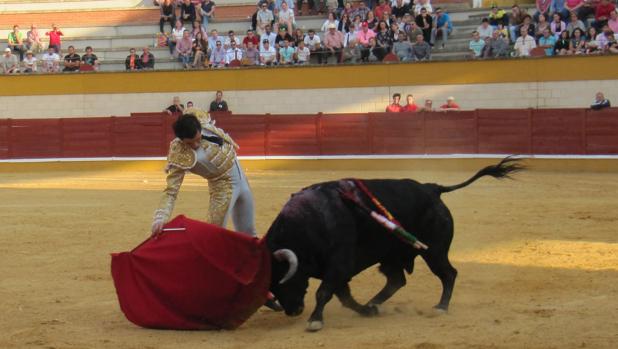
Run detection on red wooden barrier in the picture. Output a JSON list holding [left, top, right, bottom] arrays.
[[1, 109, 617, 160]]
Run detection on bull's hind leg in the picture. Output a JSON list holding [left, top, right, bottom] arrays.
[[335, 283, 379, 317], [421, 253, 457, 311], [366, 263, 407, 307]]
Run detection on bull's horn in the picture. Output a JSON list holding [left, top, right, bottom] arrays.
[[273, 249, 298, 284]]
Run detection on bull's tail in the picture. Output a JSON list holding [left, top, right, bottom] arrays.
[[434, 156, 525, 194]]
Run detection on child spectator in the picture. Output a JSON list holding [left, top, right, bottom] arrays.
[[45, 24, 63, 54], [63, 45, 80, 72], [41, 46, 60, 73]]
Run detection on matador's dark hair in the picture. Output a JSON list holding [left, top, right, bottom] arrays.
[[173, 114, 202, 140]]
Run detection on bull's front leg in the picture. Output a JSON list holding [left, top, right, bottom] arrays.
[[306, 281, 335, 332], [335, 283, 379, 317]]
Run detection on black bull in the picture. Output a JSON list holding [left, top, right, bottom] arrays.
[[266, 157, 523, 331]]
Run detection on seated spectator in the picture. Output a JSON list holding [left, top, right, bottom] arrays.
[[386, 93, 403, 112], [260, 39, 277, 65], [324, 24, 345, 63], [256, 3, 274, 35], [586, 27, 601, 53], [413, 0, 432, 16], [514, 27, 537, 56], [275, 27, 294, 48], [169, 20, 187, 55], [593, 0, 615, 30], [21, 50, 37, 73], [243, 41, 260, 65], [343, 23, 357, 46], [568, 28, 586, 54], [342, 39, 362, 63], [566, 12, 586, 36], [375, 0, 392, 21], [352, 2, 370, 21], [180, 0, 197, 25], [489, 6, 509, 27], [519, 15, 536, 38], [552, 0, 570, 21], [440, 96, 460, 111], [225, 40, 243, 65], [609, 10, 618, 34], [81, 47, 100, 70], [357, 22, 377, 61], [477, 18, 494, 39], [606, 32, 618, 53], [260, 25, 277, 51], [224, 30, 239, 49], [159, 0, 177, 33], [208, 29, 222, 53], [564, 0, 584, 20], [209, 91, 229, 112], [482, 30, 510, 58], [199, 0, 216, 32], [416, 7, 433, 44], [278, 1, 296, 32], [141, 47, 155, 69], [366, 37, 382, 61], [596, 24, 613, 50], [26, 24, 43, 54], [535, 14, 550, 39], [538, 28, 557, 56], [392, 0, 411, 19], [295, 40, 311, 64], [590, 91, 610, 109], [1, 48, 19, 74], [392, 33, 412, 61], [45, 24, 63, 54], [555, 30, 571, 55], [176, 30, 193, 68], [243, 29, 259, 49], [411, 33, 431, 61], [63, 45, 81, 72], [431, 7, 452, 49], [164, 96, 184, 115], [508, 5, 526, 41], [401, 94, 418, 112], [41, 46, 60, 73], [192, 31, 208, 67], [469, 31, 485, 58], [550, 13, 566, 39], [279, 39, 295, 64], [8, 25, 26, 61], [126, 48, 141, 70], [304, 29, 324, 64], [209, 40, 226, 67]]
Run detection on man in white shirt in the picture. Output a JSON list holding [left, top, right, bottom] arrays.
[[224, 30, 238, 49], [41, 46, 60, 73], [304, 29, 324, 64], [514, 27, 536, 57], [343, 24, 358, 47], [295, 40, 310, 64], [256, 3, 274, 35], [259, 25, 277, 51], [259, 39, 277, 65], [476, 18, 494, 39], [225, 40, 243, 65]]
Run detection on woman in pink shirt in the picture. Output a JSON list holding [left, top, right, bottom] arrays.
[[26, 24, 43, 53], [176, 30, 193, 68]]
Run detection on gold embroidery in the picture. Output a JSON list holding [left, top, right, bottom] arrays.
[[184, 107, 212, 127], [153, 166, 186, 223], [167, 139, 196, 170], [206, 174, 233, 226]]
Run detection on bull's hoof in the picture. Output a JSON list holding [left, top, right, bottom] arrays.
[[306, 320, 324, 332], [433, 305, 448, 314], [360, 304, 379, 317]]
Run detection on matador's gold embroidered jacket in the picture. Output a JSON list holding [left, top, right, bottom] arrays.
[[153, 108, 240, 225]]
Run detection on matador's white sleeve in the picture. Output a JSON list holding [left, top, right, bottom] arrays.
[[153, 166, 186, 224]]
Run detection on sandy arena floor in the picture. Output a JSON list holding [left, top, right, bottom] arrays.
[[0, 162, 617, 349]]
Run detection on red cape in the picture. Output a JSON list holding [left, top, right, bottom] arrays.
[[111, 215, 271, 330]]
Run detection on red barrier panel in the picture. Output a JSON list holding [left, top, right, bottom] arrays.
[[0, 119, 9, 158], [112, 116, 167, 157], [532, 109, 586, 154], [320, 114, 372, 155], [477, 109, 531, 154], [213, 115, 266, 156], [62, 118, 114, 158], [424, 111, 477, 154], [585, 108, 618, 154], [9, 119, 62, 159], [265, 115, 319, 156], [369, 113, 425, 154]]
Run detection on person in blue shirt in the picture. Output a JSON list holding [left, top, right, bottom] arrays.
[[431, 7, 453, 49], [469, 31, 485, 58], [538, 28, 556, 56]]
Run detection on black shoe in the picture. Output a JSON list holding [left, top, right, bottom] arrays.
[[264, 299, 283, 311]]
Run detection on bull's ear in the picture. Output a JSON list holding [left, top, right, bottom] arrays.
[[273, 249, 298, 284]]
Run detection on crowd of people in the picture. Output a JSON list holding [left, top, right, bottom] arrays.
[[385, 93, 460, 112], [159, 0, 445, 68], [469, 1, 618, 58]]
